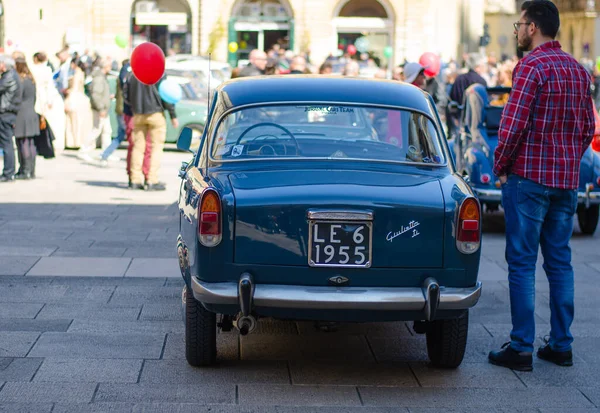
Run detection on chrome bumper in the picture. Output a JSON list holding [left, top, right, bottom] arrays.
[[474, 184, 600, 207], [472, 188, 502, 202], [191, 276, 482, 315], [578, 186, 600, 207]]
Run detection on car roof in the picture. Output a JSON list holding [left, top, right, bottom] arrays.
[[217, 75, 433, 113]]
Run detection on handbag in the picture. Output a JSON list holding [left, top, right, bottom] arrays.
[[39, 115, 47, 131], [34, 123, 55, 159]]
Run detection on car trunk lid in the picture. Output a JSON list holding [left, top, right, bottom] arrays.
[[229, 169, 445, 268]]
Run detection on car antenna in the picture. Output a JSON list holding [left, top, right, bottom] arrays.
[[203, 53, 211, 182]]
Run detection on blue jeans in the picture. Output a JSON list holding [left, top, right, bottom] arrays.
[[101, 115, 126, 160], [502, 174, 577, 353]]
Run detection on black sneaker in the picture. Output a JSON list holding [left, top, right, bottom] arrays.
[[15, 173, 33, 180], [488, 342, 533, 371], [129, 183, 145, 190], [146, 182, 166, 191], [0, 175, 15, 182], [537, 344, 573, 367]]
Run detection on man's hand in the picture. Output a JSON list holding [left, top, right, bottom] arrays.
[[499, 175, 508, 184], [171, 118, 179, 128], [99, 111, 107, 118]]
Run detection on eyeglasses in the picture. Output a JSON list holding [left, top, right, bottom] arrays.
[[513, 21, 532, 31]]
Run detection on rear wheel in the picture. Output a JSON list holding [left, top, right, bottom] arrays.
[[425, 311, 469, 368], [185, 286, 216, 366], [577, 205, 599, 235]]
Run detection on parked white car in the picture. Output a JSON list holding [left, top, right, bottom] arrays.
[[166, 55, 232, 86]]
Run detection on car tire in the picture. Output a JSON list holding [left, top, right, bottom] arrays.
[[425, 311, 469, 368], [187, 123, 205, 152], [577, 205, 599, 235], [185, 286, 216, 367]]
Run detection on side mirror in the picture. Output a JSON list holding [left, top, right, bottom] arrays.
[[177, 127, 194, 153]]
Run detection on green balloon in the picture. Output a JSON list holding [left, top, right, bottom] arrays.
[[115, 34, 127, 49], [383, 46, 393, 58]]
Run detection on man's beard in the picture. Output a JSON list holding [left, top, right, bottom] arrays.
[[517, 33, 533, 52]]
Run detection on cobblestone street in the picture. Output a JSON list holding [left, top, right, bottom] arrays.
[[0, 150, 599, 412]]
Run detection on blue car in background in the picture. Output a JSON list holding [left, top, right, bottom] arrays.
[[450, 84, 600, 234]]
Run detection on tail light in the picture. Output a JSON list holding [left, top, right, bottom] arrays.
[[198, 189, 222, 247], [456, 198, 480, 254], [480, 173, 491, 184], [597, 177, 600, 187]]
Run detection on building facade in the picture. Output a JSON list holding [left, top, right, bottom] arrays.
[[554, 0, 599, 61], [0, 0, 485, 67], [483, 0, 518, 59], [485, 0, 600, 62]]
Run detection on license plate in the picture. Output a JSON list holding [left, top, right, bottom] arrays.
[[308, 221, 372, 268]]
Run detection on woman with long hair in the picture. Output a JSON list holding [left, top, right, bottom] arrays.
[[31, 51, 66, 152], [64, 57, 93, 149], [14, 58, 40, 179]]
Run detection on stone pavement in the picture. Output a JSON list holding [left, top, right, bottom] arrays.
[[0, 150, 599, 412]]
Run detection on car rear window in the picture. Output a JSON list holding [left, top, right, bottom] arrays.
[[210, 104, 445, 165]]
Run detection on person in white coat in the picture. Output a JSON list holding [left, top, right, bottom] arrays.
[[31, 52, 66, 152]]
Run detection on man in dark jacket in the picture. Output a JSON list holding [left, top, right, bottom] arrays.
[[0, 55, 22, 182], [289, 55, 306, 74], [78, 58, 112, 161], [124, 73, 177, 191], [449, 53, 488, 105], [238, 49, 267, 77]]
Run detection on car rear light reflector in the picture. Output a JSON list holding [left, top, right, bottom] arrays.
[[200, 212, 219, 235], [457, 198, 481, 254], [462, 220, 479, 231], [480, 173, 491, 184], [597, 177, 600, 187], [198, 189, 222, 247]]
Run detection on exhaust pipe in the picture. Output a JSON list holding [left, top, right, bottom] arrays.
[[181, 285, 187, 323], [236, 314, 257, 336], [235, 273, 257, 335], [422, 277, 440, 321]]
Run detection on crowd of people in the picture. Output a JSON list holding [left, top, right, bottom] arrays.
[[231, 43, 600, 140], [1, 37, 599, 188], [0, 46, 177, 190]]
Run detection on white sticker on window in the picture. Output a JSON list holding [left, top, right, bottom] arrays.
[[215, 144, 232, 156], [231, 145, 244, 157]]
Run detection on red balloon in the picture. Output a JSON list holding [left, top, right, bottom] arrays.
[[419, 52, 441, 77], [130, 42, 165, 85], [347, 45, 357, 56]]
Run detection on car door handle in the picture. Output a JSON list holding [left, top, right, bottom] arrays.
[[178, 161, 189, 179]]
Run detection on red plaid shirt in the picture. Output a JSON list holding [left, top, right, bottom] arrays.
[[493, 41, 596, 189]]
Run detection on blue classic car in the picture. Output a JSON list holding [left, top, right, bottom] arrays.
[[176, 76, 483, 368], [450, 84, 600, 234]]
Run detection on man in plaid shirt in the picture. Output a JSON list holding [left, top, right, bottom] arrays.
[[488, 1, 596, 372]]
